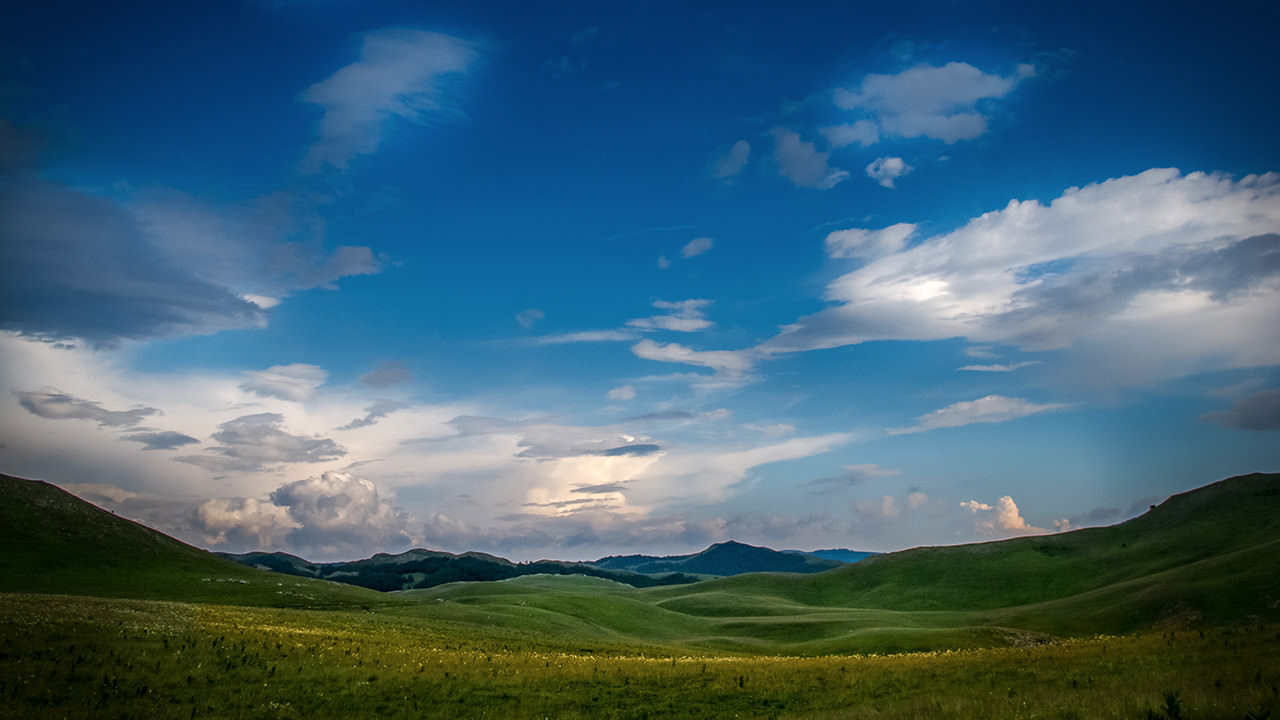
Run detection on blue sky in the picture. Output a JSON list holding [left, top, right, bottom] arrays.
[[1, 0, 1278, 561]]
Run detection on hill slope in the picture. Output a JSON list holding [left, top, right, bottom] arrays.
[[3, 471, 1278, 655], [643, 472, 1280, 640], [0, 473, 383, 608]]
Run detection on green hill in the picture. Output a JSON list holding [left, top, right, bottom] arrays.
[[635, 472, 1280, 647], [2, 471, 1278, 655], [0, 473, 383, 608]]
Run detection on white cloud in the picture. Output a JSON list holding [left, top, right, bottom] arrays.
[[887, 395, 1069, 435], [269, 472, 415, 557], [865, 156, 913, 188], [657, 255, 671, 269], [681, 237, 714, 258], [821, 121, 879, 148], [516, 308, 545, 328], [907, 491, 928, 510], [764, 169, 1280, 388], [772, 129, 849, 189], [627, 299, 713, 332], [240, 363, 328, 402], [607, 385, 637, 401], [834, 62, 1034, 143], [856, 494, 900, 520], [959, 361, 1040, 372], [962, 495, 1047, 536], [300, 28, 477, 172], [526, 329, 638, 346], [630, 339, 755, 378], [825, 223, 916, 260], [713, 140, 751, 179], [195, 497, 296, 549]]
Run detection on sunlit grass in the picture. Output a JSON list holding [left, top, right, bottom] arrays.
[[3, 592, 1277, 719]]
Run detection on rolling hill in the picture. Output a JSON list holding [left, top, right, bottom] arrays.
[[0, 473, 384, 608], [2, 470, 1278, 654]]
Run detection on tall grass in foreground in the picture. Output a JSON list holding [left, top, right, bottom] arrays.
[[2, 593, 1277, 719]]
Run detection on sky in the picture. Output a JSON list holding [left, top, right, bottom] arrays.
[[1, 1, 1278, 562]]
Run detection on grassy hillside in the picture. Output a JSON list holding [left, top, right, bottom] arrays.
[[2, 471, 1278, 655], [0, 474, 384, 609], [634, 472, 1280, 644]]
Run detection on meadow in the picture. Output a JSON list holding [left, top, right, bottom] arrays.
[[2, 592, 1277, 719], [3, 473, 1280, 718]]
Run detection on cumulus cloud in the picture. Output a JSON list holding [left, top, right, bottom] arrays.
[[834, 62, 1034, 143], [825, 223, 916, 260], [240, 363, 327, 402], [856, 495, 901, 520], [962, 495, 1046, 536], [772, 129, 849, 189], [270, 472, 414, 556], [360, 361, 414, 388], [865, 156, 913, 188], [821, 121, 879, 148], [337, 399, 409, 430], [300, 28, 478, 172], [1202, 388, 1280, 431], [16, 387, 158, 427], [764, 169, 1280, 388], [194, 497, 296, 549], [515, 308, 545, 328], [121, 430, 201, 451], [627, 299, 713, 332], [681, 237, 714, 258], [175, 413, 346, 473], [887, 395, 1069, 435], [713, 140, 751, 180]]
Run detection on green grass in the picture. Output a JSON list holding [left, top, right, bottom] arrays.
[[2, 592, 1278, 719], [4, 471, 1280, 716]]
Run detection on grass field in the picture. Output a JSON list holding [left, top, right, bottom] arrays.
[[2, 592, 1278, 719], [3, 472, 1280, 717]]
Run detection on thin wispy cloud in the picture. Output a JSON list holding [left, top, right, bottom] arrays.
[[886, 395, 1069, 435], [300, 28, 478, 172]]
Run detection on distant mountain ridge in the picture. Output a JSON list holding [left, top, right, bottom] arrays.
[[589, 540, 846, 576], [218, 540, 859, 592], [217, 548, 705, 592], [794, 548, 879, 564]]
